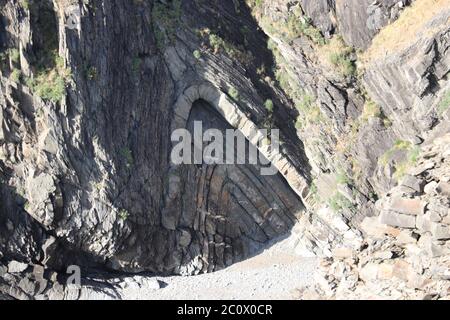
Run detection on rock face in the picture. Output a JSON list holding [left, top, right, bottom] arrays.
[[302, 133, 450, 300], [0, 0, 449, 300], [0, 0, 311, 280], [299, 0, 413, 48], [363, 7, 450, 137], [336, 0, 413, 49]]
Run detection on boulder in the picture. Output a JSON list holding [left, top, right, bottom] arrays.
[[359, 263, 379, 282], [400, 175, 423, 193], [442, 214, 450, 225], [388, 197, 426, 216], [332, 247, 354, 259], [428, 202, 450, 214], [424, 181, 438, 194], [377, 263, 394, 280], [361, 217, 400, 238], [416, 214, 432, 232], [7, 261, 29, 273], [431, 223, 450, 240], [396, 230, 418, 245], [392, 260, 414, 282], [379, 211, 416, 229], [436, 182, 450, 197]]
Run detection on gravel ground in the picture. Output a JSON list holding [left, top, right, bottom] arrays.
[[117, 236, 318, 300]]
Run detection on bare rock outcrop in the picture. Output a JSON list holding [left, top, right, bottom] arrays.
[[302, 132, 450, 300], [336, 0, 413, 49], [1, 0, 449, 300], [1, 0, 314, 296]]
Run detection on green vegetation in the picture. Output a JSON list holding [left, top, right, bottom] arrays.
[[260, 6, 326, 45], [228, 87, 240, 101], [393, 163, 409, 181], [329, 53, 355, 77], [264, 99, 274, 113], [379, 140, 421, 181], [266, 38, 326, 130], [379, 140, 411, 166], [360, 97, 391, 127], [1, 48, 20, 80], [20, 0, 30, 9], [393, 146, 420, 181], [193, 50, 201, 60], [438, 90, 450, 116], [286, 14, 326, 45], [197, 27, 253, 64], [17, 1, 69, 103], [408, 145, 421, 163], [132, 57, 142, 74], [151, 0, 182, 50], [32, 74, 66, 102], [9, 49, 20, 64], [245, 0, 264, 13], [121, 147, 134, 169], [207, 33, 251, 63], [362, 99, 382, 120], [10, 69, 21, 82], [94, 182, 104, 192], [293, 94, 324, 129], [315, 36, 357, 78], [307, 181, 320, 203], [309, 182, 318, 197], [118, 209, 129, 221], [256, 64, 266, 76], [392, 145, 422, 181], [86, 66, 97, 80], [329, 46, 356, 77], [368, 191, 379, 202], [336, 170, 351, 185], [26, 53, 71, 103], [295, 94, 314, 113], [328, 192, 354, 213]]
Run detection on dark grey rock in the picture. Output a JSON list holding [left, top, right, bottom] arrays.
[[400, 175, 423, 193]]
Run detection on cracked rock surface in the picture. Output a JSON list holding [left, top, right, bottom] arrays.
[[1, 0, 450, 299]]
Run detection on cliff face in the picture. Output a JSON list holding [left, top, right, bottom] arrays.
[[304, 132, 450, 299], [0, 0, 449, 300], [0, 0, 310, 277]]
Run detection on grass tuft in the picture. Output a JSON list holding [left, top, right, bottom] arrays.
[[228, 87, 240, 101], [438, 90, 450, 116], [264, 99, 274, 113]]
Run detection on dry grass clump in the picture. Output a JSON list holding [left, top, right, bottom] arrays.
[[363, 0, 450, 63]]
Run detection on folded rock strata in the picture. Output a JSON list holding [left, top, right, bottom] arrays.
[[0, 0, 449, 299]]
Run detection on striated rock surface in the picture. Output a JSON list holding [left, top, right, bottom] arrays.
[[0, 0, 449, 300], [301, 133, 450, 300], [336, 0, 414, 49]]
